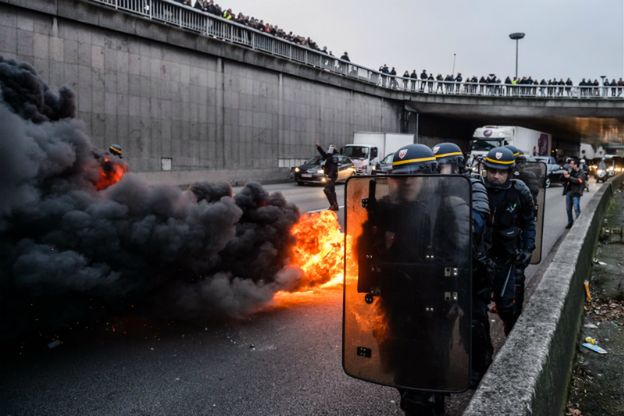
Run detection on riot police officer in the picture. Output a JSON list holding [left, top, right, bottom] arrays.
[[357, 144, 468, 415], [505, 145, 542, 323], [315, 143, 339, 211], [505, 145, 539, 202], [433, 142, 493, 387], [482, 147, 536, 335]]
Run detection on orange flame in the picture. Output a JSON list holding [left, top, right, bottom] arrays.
[[270, 211, 351, 307], [287, 210, 347, 290], [96, 156, 127, 191]]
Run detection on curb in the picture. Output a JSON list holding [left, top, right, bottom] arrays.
[[464, 175, 623, 415]]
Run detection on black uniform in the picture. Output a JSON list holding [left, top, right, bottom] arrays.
[[484, 179, 536, 335], [358, 185, 468, 415], [316, 145, 339, 210]]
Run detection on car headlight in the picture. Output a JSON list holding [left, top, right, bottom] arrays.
[[372, 165, 377, 171], [294, 167, 300, 173], [317, 169, 324, 174]]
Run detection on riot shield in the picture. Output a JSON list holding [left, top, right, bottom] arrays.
[[342, 175, 472, 393], [515, 161, 546, 264]]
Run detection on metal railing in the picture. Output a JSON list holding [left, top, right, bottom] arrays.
[[91, 0, 624, 100]]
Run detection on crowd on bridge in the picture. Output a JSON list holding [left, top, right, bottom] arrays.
[[125, 0, 623, 99], [172, 0, 344, 57], [376, 67, 624, 98]]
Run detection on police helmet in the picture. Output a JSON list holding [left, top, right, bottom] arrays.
[[392, 144, 437, 174], [505, 145, 526, 161], [432, 142, 465, 171], [109, 144, 123, 158], [483, 146, 516, 170]]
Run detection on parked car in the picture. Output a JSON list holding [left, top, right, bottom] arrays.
[[372, 153, 394, 175], [294, 155, 356, 185], [533, 156, 566, 188]]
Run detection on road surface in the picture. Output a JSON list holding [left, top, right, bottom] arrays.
[[0, 180, 597, 416]]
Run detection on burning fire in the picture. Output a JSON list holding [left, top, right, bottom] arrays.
[[287, 210, 348, 289], [271, 193, 376, 309], [96, 155, 128, 191]]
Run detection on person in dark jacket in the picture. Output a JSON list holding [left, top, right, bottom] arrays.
[[482, 147, 536, 336], [316, 143, 339, 211], [390, 67, 398, 89], [410, 69, 418, 91], [420, 69, 428, 92], [563, 157, 587, 228]]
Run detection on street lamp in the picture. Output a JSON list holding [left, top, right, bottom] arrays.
[[509, 32, 525, 79], [451, 53, 456, 75]]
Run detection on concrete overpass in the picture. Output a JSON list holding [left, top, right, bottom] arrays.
[[1, 0, 623, 184]]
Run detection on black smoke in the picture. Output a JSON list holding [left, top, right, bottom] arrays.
[[0, 57, 301, 339]]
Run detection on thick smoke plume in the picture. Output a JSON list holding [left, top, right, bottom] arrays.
[[0, 57, 301, 339]]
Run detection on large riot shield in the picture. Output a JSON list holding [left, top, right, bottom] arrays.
[[515, 161, 546, 264], [342, 175, 472, 393]]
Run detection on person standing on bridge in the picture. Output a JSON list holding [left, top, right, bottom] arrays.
[[315, 143, 339, 211], [562, 157, 587, 229]]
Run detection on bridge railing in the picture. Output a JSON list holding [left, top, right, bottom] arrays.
[[91, 0, 624, 100]]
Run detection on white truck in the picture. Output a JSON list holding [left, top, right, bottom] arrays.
[[579, 143, 595, 160], [468, 126, 552, 163], [342, 132, 414, 174]]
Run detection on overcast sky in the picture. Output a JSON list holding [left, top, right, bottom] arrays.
[[222, 0, 624, 83]]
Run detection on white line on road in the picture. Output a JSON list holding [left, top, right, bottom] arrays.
[[307, 205, 345, 213]]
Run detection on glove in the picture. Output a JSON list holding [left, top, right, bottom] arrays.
[[516, 250, 532, 266]]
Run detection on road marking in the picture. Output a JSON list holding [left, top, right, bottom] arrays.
[[307, 205, 345, 213]]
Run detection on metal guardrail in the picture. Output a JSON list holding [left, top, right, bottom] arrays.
[[92, 0, 624, 100]]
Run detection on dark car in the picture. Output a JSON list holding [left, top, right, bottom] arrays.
[[294, 155, 356, 185], [372, 152, 394, 175], [533, 156, 565, 188]]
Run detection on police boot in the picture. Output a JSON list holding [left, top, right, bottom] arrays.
[[400, 391, 441, 416], [498, 307, 516, 336]]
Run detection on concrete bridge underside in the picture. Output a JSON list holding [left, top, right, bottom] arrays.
[[405, 98, 624, 148]]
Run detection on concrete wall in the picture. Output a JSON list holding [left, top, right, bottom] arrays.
[[0, 0, 401, 184], [465, 175, 623, 415]]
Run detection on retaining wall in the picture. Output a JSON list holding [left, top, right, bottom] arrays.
[[465, 175, 623, 415]]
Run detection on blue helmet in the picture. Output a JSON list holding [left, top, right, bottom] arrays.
[[504, 145, 526, 161], [483, 147, 516, 170], [392, 144, 437, 174], [433, 142, 465, 172]]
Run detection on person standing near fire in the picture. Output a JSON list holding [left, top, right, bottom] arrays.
[[316, 143, 339, 211]]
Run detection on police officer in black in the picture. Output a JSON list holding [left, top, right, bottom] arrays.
[[433, 142, 493, 387], [506, 145, 540, 202], [505, 145, 539, 327], [357, 144, 454, 415], [316, 143, 339, 211], [482, 147, 536, 335]]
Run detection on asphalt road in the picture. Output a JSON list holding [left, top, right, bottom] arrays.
[[0, 180, 597, 416]]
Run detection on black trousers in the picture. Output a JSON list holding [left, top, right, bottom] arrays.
[[323, 177, 338, 207]]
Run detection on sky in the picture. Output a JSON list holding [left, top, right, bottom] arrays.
[[220, 0, 624, 83]]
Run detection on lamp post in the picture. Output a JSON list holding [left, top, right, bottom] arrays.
[[451, 53, 456, 75], [509, 32, 525, 79]]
